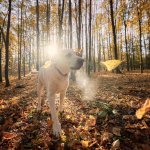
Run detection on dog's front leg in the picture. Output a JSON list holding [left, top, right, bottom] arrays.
[[37, 82, 43, 111], [58, 91, 66, 113], [48, 93, 61, 137]]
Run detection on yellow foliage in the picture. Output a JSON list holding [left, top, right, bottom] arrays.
[[101, 60, 123, 71], [43, 61, 51, 69], [81, 140, 89, 148], [136, 99, 150, 119]]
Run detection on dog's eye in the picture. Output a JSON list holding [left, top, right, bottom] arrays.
[[65, 53, 72, 57]]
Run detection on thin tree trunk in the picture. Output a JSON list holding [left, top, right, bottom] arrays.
[[18, 0, 23, 79], [88, 0, 92, 75], [97, 32, 101, 71], [78, 0, 82, 52], [143, 36, 147, 69], [5, 0, 12, 86], [123, 13, 129, 71], [0, 32, 2, 82], [137, 8, 143, 73], [46, 0, 50, 43], [36, 0, 40, 71], [58, 0, 65, 47], [69, 0, 72, 49], [109, 0, 118, 59], [29, 35, 31, 72], [102, 37, 105, 61], [85, 0, 88, 73]]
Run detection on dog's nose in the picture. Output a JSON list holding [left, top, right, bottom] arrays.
[[78, 58, 84, 64]]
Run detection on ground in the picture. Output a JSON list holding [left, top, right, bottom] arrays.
[[0, 71, 150, 150]]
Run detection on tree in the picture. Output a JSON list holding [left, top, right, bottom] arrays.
[[136, 0, 144, 73], [46, 0, 51, 44], [36, 0, 40, 71], [58, 0, 65, 47], [4, 0, 12, 86], [0, 27, 3, 83], [88, 0, 92, 75], [68, 0, 72, 49], [85, 0, 88, 72], [0, 16, 6, 83], [78, 0, 82, 52], [122, 1, 129, 71], [109, 0, 118, 60]]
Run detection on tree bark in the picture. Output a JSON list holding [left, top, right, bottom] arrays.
[[69, 0, 72, 49], [85, 0, 88, 73], [36, 0, 40, 70], [5, 0, 12, 86], [109, 0, 118, 59], [88, 0, 92, 75], [0, 31, 3, 82], [58, 0, 65, 47], [78, 0, 82, 51], [123, 13, 129, 71], [46, 0, 51, 43], [137, 6, 143, 73]]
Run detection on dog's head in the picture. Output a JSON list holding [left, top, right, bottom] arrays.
[[56, 49, 84, 70]]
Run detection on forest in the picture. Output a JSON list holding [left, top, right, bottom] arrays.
[[0, 0, 150, 149]]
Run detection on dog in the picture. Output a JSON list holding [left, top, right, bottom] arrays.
[[37, 49, 84, 137]]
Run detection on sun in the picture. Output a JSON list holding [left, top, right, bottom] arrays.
[[44, 43, 58, 59]]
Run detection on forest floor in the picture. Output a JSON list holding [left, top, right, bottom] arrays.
[[0, 71, 150, 150]]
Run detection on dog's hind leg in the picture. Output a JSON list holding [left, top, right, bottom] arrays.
[[58, 91, 66, 113], [37, 81, 44, 111]]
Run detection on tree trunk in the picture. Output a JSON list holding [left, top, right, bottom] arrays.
[[97, 32, 101, 72], [143, 36, 147, 69], [36, 0, 40, 71], [46, 0, 51, 43], [85, 0, 88, 73], [58, 0, 65, 47], [18, 0, 23, 80], [78, 0, 82, 52], [29, 35, 31, 72], [88, 0, 92, 75], [5, 0, 12, 87], [0, 32, 2, 82], [102, 37, 105, 61], [123, 13, 129, 71], [69, 0, 72, 49], [137, 8, 143, 73], [109, 0, 118, 59]]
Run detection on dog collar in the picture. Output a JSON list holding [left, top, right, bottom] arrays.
[[54, 65, 68, 77]]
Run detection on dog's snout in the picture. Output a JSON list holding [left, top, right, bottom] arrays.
[[78, 58, 84, 64]]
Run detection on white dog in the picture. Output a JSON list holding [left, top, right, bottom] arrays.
[[37, 49, 84, 137]]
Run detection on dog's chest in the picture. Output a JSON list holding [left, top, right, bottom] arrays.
[[54, 77, 69, 93]]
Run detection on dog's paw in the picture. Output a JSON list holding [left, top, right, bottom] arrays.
[[52, 122, 61, 137]]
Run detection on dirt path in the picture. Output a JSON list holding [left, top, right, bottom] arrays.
[[0, 72, 150, 149]]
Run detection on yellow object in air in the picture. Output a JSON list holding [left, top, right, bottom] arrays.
[[43, 61, 51, 68], [101, 60, 123, 71]]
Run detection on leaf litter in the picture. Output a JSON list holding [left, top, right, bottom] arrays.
[[0, 72, 150, 149]]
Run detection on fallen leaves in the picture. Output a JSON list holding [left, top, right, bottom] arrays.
[[3, 132, 17, 140], [85, 115, 96, 127], [136, 99, 150, 119], [111, 139, 120, 150], [112, 127, 121, 136], [81, 140, 89, 148], [101, 132, 113, 145], [0, 72, 150, 149]]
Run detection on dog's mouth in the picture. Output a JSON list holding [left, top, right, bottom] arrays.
[[70, 59, 84, 70]]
